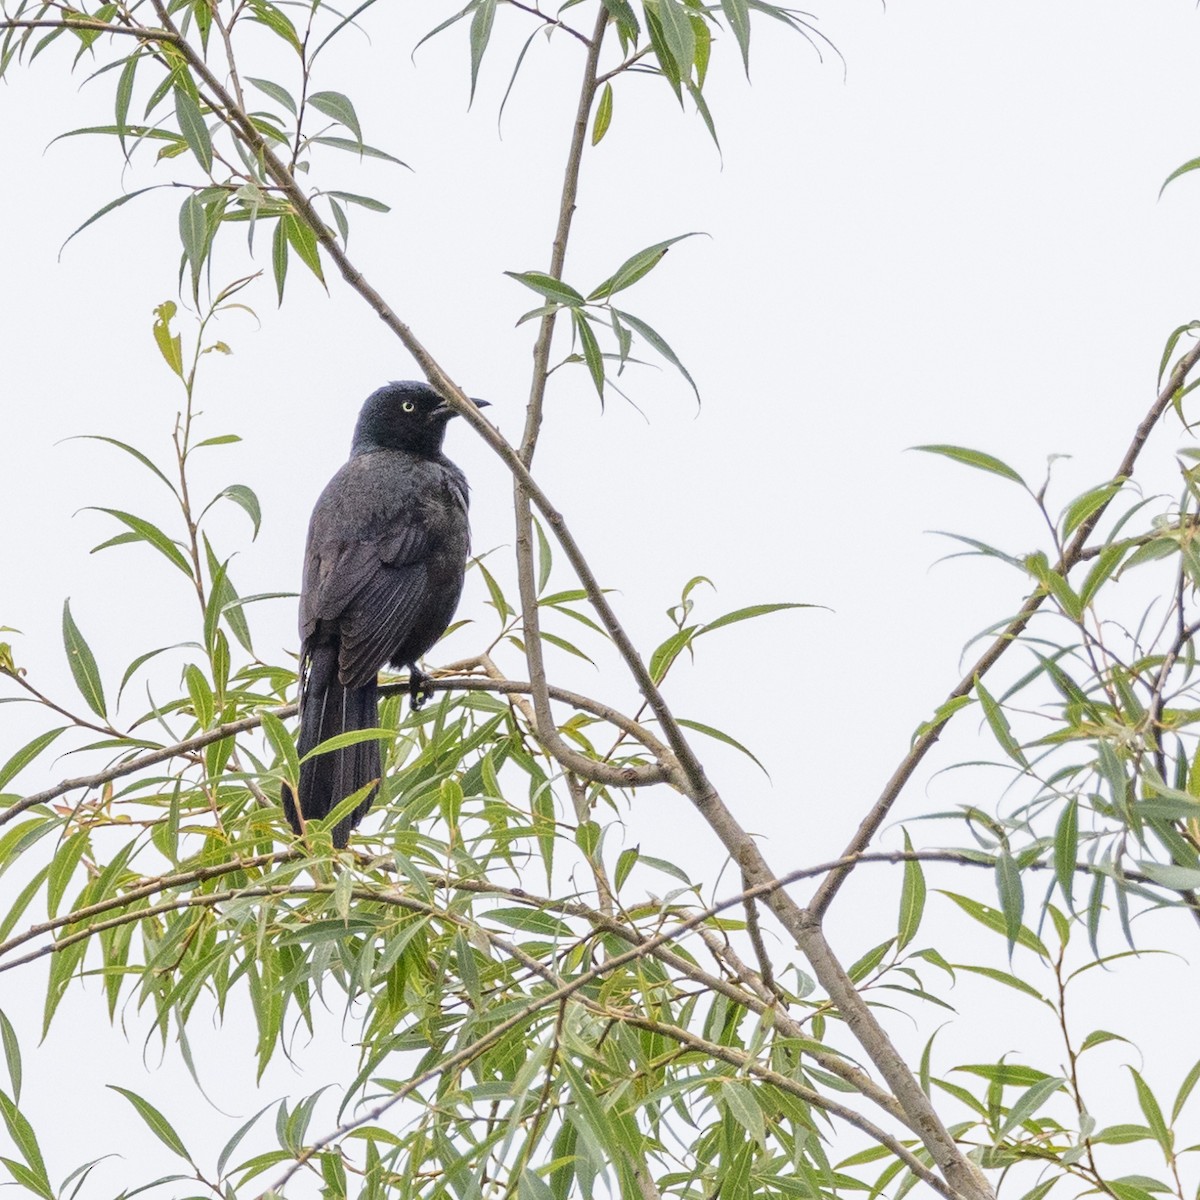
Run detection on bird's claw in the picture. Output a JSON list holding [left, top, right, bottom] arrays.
[[409, 667, 430, 710]]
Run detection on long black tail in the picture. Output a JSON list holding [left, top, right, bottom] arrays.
[[282, 644, 380, 847]]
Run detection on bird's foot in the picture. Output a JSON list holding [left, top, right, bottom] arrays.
[[409, 666, 431, 710]]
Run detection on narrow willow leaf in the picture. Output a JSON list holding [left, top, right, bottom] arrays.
[[213, 483, 262, 538], [0, 1010, 21, 1103], [649, 626, 695, 684], [720, 0, 751, 72], [615, 847, 638, 891], [897, 831, 926, 950], [504, 270, 584, 306], [309, 135, 408, 165], [469, 0, 497, 102], [654, 0, 695, 77], [975, 675, 1028, 767], [937, 890, 1047, 956], [174, 85, 212, 172], [676, 717, 766, 774], [246, 75, 297, 115], [178, 191, 207, 285], [60, 185, 161, 255], [272, 217, 288, 303], [572, 310, 605, 397], [613, 308, 699, 401], [995, 851, 1025, 954], [308, 90, 362, 144], [325, 189, 390, 213], [152, 300, 184, 376], [0, 727, 65, 791], [910, 444, 1026, 486], [0, 1093, 51, 1195], [1171, 1056, 1200, 1122], [1054, 798, 1078, 905], [592, 81, 613, 145], [587, 233, 701, 302], [999, 1077, 1066, 1135], [87, 507, 192, 575], [62, 599, 106, 718], [1128, 1067, 1172, 1156], [283, 212, 325, 283], [1061, 481, 1121, 538], [108, 1086, 193, 1162], [1160, 156, 1200, 198], [700, 601, 814, 635], [248, 0, 302, 51]]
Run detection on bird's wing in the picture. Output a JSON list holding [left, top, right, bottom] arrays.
[[335, 558, 429, 686], [299, 455, 434, 644]]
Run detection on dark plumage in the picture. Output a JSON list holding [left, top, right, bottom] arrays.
[[282, 381, 482, 846]]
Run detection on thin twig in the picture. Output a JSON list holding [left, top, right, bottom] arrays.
[[808, 338, 1200, 921]]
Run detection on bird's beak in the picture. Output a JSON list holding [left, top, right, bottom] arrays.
[[434, 396, 490, 419]]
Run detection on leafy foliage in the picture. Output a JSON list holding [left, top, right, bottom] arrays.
[[1, 3, 1199, 1200]]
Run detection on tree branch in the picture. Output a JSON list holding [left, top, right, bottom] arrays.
[[808, 338, 1200, 920]]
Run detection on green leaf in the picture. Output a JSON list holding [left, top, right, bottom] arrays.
[[1128, 1068, 1173, 1157], [307, 90, 362, 145], [0, 1011, 21, 1104], [649, 626, 696, 684], [652, 0, 695, 77], [700, 601, 815, 636], [910, 444, 1026, 487], [309, 135, 408, 165], [87, 507, 193, 575], [613, 308, 700, 401], [592, 81, 613, 145], [1080, 1029, 1130, 1053], [108, 1086, 193, 1162], [572, 310, 605, 398], [1054, 798, 1078, 905], [1061, 481, 1122, 538], [152, 300, 184, 377], [975, 674, 1028, 767], [272, 216, 288, 303], [615, 847, 638, 891], [675, 717, 767, 775], [283, 212, 325, 284], [468, 0, 497, 102], [62, 599, 106, 718], [212, 483, 262, 538], [0, 727, 66, 791], [486, 907, 574, 938], [248, 0, 302, 51], [1160, 156, 1200, 197], [59, 186, 160, 255], [720, 0, 751, 72], [246, 75, 297, 115], [587, 233, 701, 302], [995, 851, 1025, 954], [897, 831, 925, 950], [1173, 1056, 1200, 1123], [938, 891, 1048, 957], [174, 85, 212, 173], [505, 270, 585, 306], [178, 192, 208, 285], [0, 1094, 51, 1197], [325, 190, 390, 213], [999, 1076, 1066, 1135]]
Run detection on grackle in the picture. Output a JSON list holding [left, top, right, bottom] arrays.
[[282, 381, 485, 847]]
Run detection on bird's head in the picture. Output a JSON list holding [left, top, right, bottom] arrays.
[[351, 381, 488, 457]]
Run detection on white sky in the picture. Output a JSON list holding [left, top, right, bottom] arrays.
[[3, 0, 1200, 1193]]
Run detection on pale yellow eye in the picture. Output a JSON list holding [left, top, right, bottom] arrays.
[[402, 400, 416, 413]]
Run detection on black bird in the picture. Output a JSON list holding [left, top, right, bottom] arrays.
[[282, 381, 483, 847]]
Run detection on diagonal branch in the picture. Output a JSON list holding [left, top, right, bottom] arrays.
[[808, 339, 1200, 920]]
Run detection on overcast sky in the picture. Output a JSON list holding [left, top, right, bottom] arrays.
[[4, 0, 1200, 1190]]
